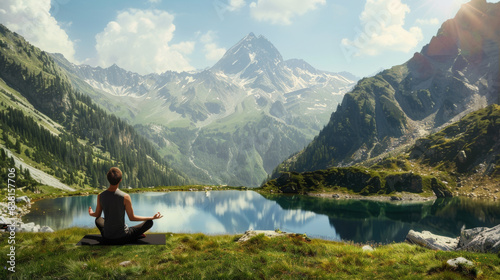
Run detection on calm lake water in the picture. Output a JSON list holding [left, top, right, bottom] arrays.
[[23, 190, 500, 243]]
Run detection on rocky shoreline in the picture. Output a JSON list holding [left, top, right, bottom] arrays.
[[308, 192, 437, 202], [406, 225, 500, 253], [0, 196, 54, 233]]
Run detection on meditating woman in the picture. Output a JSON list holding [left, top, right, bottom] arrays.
[[88, 167, 163, 244]]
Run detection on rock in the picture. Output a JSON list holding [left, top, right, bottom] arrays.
[[119, 261, 132, 267], [405, 230, 458, 251], [446, 257, 473, 268], [385, 173, 423, 193], [40, 226, 54, 233], [457, 150, 467, 163], [21, 222, 35, 232], [457, 224, 500, 253], [362, 245, 374, 252], [0, 216, 12, 225], [237, 230, 287, 242], [15, 196, 31, 204], [431, 178, 453, 198], [332, 194, 340, 198], [391, 196, 402, 201]]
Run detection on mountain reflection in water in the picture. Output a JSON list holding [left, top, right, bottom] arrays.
[[24, 191, 500, 243]]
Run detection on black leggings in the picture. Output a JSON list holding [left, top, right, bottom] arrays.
[[95, 217, 153, 244]]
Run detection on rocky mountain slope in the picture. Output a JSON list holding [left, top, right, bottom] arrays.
[[53, 33, 357, 187], [273, 0, 500, 176], [262, 104, 499, 197]]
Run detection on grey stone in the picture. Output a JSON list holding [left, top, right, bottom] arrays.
[[446, 257, 473, 268], [15, 196, 31, 204], [0, 216, 12, 225], [119, 261, 132, 267], [362, 245, 374, 252], [21, 222, 35, 232], [405, 230, 458, 251], [457, 224, 500, 253], [458, 150, 467, 163], [40, 226, 54, 233], [237, 230, 287, 242]]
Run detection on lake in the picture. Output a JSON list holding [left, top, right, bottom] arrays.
[[23, 190, 500, 243]]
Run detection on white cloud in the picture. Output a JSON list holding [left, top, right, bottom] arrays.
[[228, 0, 246, 11], [200, 31, 226, 62], [0, 0, 76, 62], [416, 18, 439, 26], [249, 0, 325, 25], [95, 9, 195, 75], [341, 0, 423, 59]]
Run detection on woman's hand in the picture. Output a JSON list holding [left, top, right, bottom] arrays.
[[152, 212, 163, 220], [88, 206, 95, 216]]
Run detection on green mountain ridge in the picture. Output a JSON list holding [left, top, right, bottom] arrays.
[[273, 0, 500, 177], [0, 24, 188, 190], [261, 105, 500, 197]]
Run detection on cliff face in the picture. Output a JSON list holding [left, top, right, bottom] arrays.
[[274, 0, 500, 175]]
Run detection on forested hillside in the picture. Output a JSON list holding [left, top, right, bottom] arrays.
[[0, 24, 187, 189]]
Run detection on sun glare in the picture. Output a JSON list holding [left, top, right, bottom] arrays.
[[418, 0, 469, 19]]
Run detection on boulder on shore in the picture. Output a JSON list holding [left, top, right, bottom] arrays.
[[406, 224, 500, 253], [457, 224, 500, 253], [405, 230, 458, 251], [15, 196, 31, 204]]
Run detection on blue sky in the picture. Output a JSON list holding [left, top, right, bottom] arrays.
[[1, 0, 497, 77]]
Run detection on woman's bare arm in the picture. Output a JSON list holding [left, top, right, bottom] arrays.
[[88, 194, 102, 218], [124, 194, 163, 221]]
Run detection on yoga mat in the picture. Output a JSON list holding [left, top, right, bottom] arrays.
[[77, 234, 166, 245]]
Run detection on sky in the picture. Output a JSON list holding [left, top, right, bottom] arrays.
[[0, 0, 498, 77]]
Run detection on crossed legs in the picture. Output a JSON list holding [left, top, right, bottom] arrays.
[[95, 217, 153, 244]]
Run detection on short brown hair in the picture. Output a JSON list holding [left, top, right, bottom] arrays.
[[107, 167, 122, 185]]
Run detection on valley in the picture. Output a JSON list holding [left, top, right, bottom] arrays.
[[53, 33, 356, 187]]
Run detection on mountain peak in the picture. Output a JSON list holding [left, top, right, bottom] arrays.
[[245, 32, 256, 40], [211, 33, 283, 75]]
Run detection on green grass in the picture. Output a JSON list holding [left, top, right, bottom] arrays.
[[1, 228, 499, 279]]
